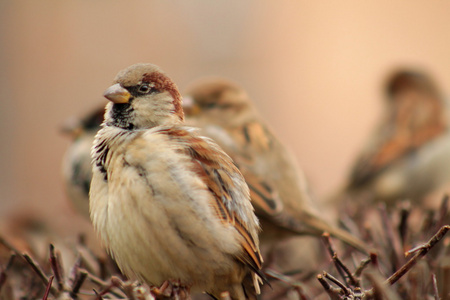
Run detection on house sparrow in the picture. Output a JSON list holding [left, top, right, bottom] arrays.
[[182, 78, 370, 253], [62, 106, 104, 217], [90, 63, 264, 299], [339, 69, 450, 205]]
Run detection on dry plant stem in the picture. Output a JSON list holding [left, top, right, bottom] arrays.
[[387, 225, 449, 286], [436, 194, 449, 231], [364, 271, 401, 300], [68, 255, 82, 286], [93, 289, 104, 300], [92, 275, 125, 299], [23, 253, 59, 296], [264, 269, 310, 299], [43, 275, 54, 300], [353, 257, 371, 278], [379, 204, 403, 271], [70, 269, 88, 298], [322, 233, 353, 287], [431, 274, 439, 300], [110, 277, 139, 300], [294, 286, 311, 300], [398, 201, 411, 250], [323, 272, 350, 296], [421, 211, 436, 235], [95, 282, 117, 300], [333, 254, 359, 287], [0, 254, 15, 292], [49, 244, 64, 291], [317, 274, 341, 300]]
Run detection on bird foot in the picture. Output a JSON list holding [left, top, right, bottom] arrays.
[[151, 280, 191, 300]]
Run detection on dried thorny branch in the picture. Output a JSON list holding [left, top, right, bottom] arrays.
[[379, 204, 404, 273], [398, 201, 410, 251], [43, 275, 54, 300], [1, 190, 449, 299], [317, 225, 450, 299], [385, 225, 449, 286], [322, 233, 359, 287], [49, 244, 64, 291], [23, 253, 58, 296], [264, 268, 310, 300], [70, 269, 88, 298]]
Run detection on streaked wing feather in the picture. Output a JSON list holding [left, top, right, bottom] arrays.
[[227, 122, 284, 215], [162, 127, 263, 272]]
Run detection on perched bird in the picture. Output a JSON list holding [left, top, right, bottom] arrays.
[[62, 106, 104, 217], [182, 78, 370, 253], [337, 69, 450, 206], [90, 63, 264, 299]]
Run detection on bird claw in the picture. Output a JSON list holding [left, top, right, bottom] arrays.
[[151, 280, 191, 300]]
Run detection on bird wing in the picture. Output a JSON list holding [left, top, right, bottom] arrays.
[[349, 95, 446, 187], [161, 127, 264, 274], [217, 121, 285, 216]]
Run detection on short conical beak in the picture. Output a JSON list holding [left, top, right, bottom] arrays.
[[103, 83, 131, 104]]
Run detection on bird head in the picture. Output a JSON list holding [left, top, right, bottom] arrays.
[[103, 63, 183, 130], [183, 78, 254, 126]]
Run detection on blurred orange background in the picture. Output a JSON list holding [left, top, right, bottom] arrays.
[[1, 1, 450, 237]]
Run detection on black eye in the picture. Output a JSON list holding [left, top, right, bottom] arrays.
[[138, 84, 152, 94]]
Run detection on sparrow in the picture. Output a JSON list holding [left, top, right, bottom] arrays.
[[338, 69, 450, 205], [62, 106, 104, 217], [90, 63, 264, 300], [182, 78, 370, 253]]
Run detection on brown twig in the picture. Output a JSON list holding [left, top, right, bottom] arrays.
[[398, 201, 411, 250], [364, 269, 401, 300], [42, 275, 54, 300], [49, 244, 64, 291], [317, 273, 341, 300], [353, 256, 371, 278], [91, 274, 125, 299], [379, 204, 404, 272], [323, 272, 350, 296], [431, 273, 439, 300], [333, 254, 359, 287], [264, 269, 310, 300], [0, 253, 15, 292], [70, 269, 88, 298], [68, 254, 82, 286], [436, 194, 449, 231], [322, 233, 349, 287], [421, 211, 436, 237], [93, 289, 104, 300], [387, 225, 448, 287], [23, 253, 58, 296]]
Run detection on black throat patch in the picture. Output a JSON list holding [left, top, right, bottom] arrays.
[[108, 103, 135, 130]]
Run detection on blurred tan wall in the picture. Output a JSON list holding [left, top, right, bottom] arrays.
[[1, 1, 450, 235]]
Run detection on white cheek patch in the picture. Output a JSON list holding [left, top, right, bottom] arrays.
[[182, 96, 193, 108]]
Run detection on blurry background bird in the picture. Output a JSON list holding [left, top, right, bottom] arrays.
[[62, 105, 105, 218], [182, 78, 370, 256], [331, 69, 450, 209]]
